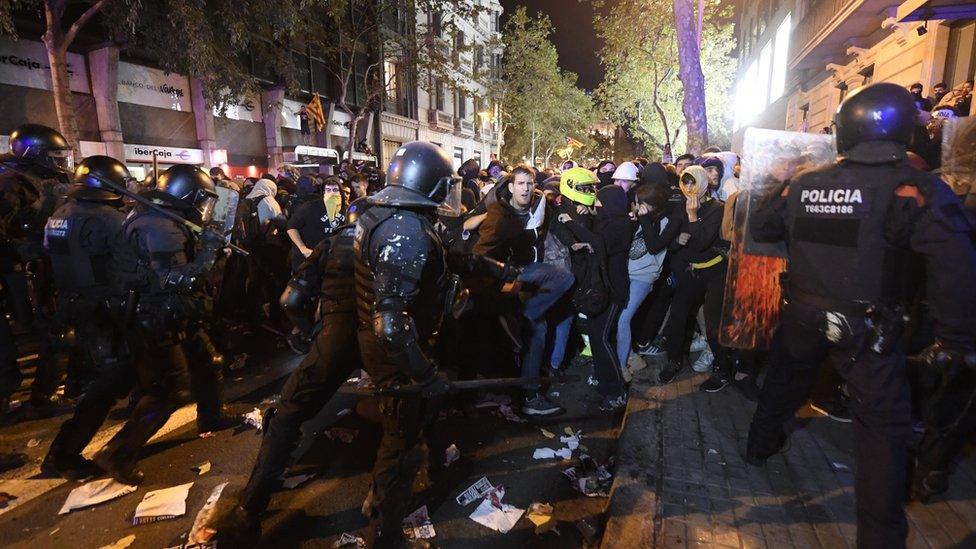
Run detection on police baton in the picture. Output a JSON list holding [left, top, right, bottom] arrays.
[[378, 375, 579, 397], [96, 176, 250, 257]]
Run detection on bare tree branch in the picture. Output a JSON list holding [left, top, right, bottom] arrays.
[[62, 0, 113, 52]]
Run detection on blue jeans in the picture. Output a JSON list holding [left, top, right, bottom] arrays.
[[518, 263, 574, 388], [548, 313, 574, 370], [617, 279, 654, 368]]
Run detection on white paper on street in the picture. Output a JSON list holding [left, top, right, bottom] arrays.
[[402, 504, 436, 539], [282, 473, 316, 489], [455, 476, 494, 506], [559, 435, 580, 450], [244, 407, 263, 430], [187, 481, 229, 545], [469, 497, 525, 534], [98, 534, 136, 549], [132, 482, 193, 525], [333, 532, 366, 547], [533, 447, 572, 460], [58, 478, 138, 515], [192, 461, 211, 475], [444, 444, 460, 467]]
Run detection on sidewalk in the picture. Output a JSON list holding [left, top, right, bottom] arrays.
[[602, 367, 976, 548]]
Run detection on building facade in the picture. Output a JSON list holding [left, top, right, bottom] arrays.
[[732, 0, 976, 147], [379, 1, 504, 171]]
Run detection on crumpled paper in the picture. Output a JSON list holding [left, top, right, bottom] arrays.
[[444, 444, 460, 467], [560, 434, 580, 450], [187, 482, 229, 546], [468, 486, 524, 534], [333, 532, 365, 548], [456, 476, 494, 506], [59, 478, 138, 515], [533, 447, 572, 460], [526, 502, 556, 534], [243, 408, 263, 430], [402, 505, 436, 540], [132, 482, 193, 524]]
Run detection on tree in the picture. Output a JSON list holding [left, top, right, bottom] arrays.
[[497, 7, 595, 165], [594, 0, 736, 156], [672, 0, 707, 154]]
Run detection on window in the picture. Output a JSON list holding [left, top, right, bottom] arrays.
[[757, 40, 772, 108], [433, 79, 445, 111], [769, 13, 791, 101], [430, 10, 444, 37], [385, 60, 398, 102], [456, 90, 467, 119], [455, 30, 465, 52], [454, 146, 464, 170]]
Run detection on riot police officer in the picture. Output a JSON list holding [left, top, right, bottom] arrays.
[[0, 124, 74, 416], [210, 198, 370, 540], [93, 165, 230, 485], [745, 83, 976, 548], [355, 142, 517, 546], [40, 156, 135, 480]]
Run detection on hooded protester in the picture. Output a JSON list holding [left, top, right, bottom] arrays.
[[698, 156, 725, 198], [702, 151, 742, 200], [246, 177, 286, 229], [596, 160, 617, 189], [557, 184, 633, 411], [458, 158, 482, 198]]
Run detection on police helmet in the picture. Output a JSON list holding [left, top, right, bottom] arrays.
[[150, 164, 218, 224], [370, 141, 458, 209], [70, 155, 131, 202], [8, 124, 74, 172], [834, 82, 916, 154]]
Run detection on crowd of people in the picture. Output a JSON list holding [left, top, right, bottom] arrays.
[[0, 79, 974, 548]]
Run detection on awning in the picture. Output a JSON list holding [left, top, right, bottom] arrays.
[[897, 0, 976, 22]]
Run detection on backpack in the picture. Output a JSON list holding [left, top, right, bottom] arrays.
[[234, 197, 265, 246], [571, 251, 611, 316]]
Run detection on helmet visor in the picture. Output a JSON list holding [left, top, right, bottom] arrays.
[[195, 191, 218, 224], [434, 176, 463, 218], [48, 149, 74, 172]]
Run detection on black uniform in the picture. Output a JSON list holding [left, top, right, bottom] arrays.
[[93, 206, 225, 482], [238, 224, 360, 517], [746, 141, 976, 548], [41, 198, 133, 477]]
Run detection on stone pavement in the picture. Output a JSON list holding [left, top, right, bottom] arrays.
[[602, 368, 976, 548]]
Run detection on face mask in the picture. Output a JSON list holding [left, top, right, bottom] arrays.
[[323, 191, 341, 221]]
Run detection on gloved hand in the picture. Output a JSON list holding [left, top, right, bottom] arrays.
[[418, 371, 452, 398]]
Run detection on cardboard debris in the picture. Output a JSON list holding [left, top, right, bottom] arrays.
[[243, 408, 263, 430], [533, 447, 572, 460], [539, 429, 556, 439], [132, 482, 193, 525], [192, 461, 211, 475], [333, 532, 365, 548], [456, 476, 494, 506], [98, 534, 136, 549], [26, 438, 40, 448], [324, 428, 358, 444], [444, 444, 460, 467], [282, 473, 316, 489], [526, 502, 556, 534], [187, 481, 229, 546], [563, 455, 614, 498], [59, 478, 137, 515], [468, 486, 524, 534], [402, 505, 436, 540]]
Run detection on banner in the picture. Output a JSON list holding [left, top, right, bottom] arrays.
[[0, 37, 90, 93], [213, 92, 262, 123], [331, 108, 352, 138], [118, 62, 192, 112], [281, 98, 306, 130]]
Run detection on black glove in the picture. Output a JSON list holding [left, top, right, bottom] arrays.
[[418, 371, 452, 398]]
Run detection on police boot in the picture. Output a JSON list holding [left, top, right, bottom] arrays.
[[197, 411, 241, 434], [745, 429, 789, 467], [92, 442, 144, 486], [208, 497, 260, 545], [25, 394, 75, 419], [911, 469, 949, 503], [41, 447, 102, 481]]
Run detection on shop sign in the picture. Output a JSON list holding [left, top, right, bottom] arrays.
[[124, 143, 204, 164], [118, 62, 192, 112], [0, 37, 90, 93]]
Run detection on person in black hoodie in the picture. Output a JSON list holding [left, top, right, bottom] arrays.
[[657, 166, 732, 390], [557, 184, 633, 410], [475, 165, 574, 416]]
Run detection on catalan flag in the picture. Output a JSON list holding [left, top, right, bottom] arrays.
[[306, 93, 326, 132], [565, 136, 584, 149]]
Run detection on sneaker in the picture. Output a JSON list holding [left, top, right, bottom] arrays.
[[523, 394, 564, 416], [691, 347, 714, 373], [600, 395, 627, 411], [689, 333, 709, 353], [809, 391, 852, 424], [658, 361, 682, 384], [698, 372, 730, 393], [637, 342, 665, 356]]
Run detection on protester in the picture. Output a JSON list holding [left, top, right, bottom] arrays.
[[285, 177, 346, 272]]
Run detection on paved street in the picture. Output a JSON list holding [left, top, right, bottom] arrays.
[[605, 367, 976, 549], [0, 353, 622, 548]]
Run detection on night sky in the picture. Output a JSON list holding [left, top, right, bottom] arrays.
[[498, 0, 606, 91]]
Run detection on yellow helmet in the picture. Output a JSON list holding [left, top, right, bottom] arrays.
[[559, 167, 597, 206]]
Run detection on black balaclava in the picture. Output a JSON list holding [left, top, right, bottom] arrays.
[[596, 185, 629, 218], [596, 160, 616, 189]]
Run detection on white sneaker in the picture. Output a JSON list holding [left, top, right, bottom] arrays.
[[692, 347, 714, 373], [690, 333, 709, 353]]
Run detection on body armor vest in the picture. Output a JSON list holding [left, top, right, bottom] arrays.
[[785, 161, 909, 307], [319, 225, 356, 314], [43, 199, 124, 298]]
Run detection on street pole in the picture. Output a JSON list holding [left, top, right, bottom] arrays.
[[530, 120, 536, 167]]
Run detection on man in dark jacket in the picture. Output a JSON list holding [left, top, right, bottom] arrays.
[[475, 165, 573, 416]]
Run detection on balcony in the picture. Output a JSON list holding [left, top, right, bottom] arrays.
[[454, 117, 475, 137], [428, 110, 454, 132], [790, 0, 892, 71]]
